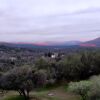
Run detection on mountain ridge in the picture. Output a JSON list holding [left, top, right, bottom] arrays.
[[0, 37, 99, 48], [80, 37, 100, 47]]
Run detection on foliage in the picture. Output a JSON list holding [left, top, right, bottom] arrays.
[[0, 66, 47, 99], [68, 81, 92, 100], [0, 46, 100, 99], [88, 75, 100, 100], [33, 69, 47, 88]]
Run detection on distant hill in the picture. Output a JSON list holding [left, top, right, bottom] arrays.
[[0, 41, 82, 48], [34, 41, 82, 46], [80, 37, 100, 47], [0, 37, 99, 48]]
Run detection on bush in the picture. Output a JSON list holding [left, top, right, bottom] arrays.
[[89, 75, 100, 100], [68, 81, 92, 100], [33, 69, 47, 88]]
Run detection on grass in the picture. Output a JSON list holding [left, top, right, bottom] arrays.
[[1, 86, 80, 100], [35, 83, 61, 92], [2, 95, 25, 100], [32, 86, 80, 100], [61, 84, 68, 90]]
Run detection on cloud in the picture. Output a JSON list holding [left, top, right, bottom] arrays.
[[0, 0, 99, 42]]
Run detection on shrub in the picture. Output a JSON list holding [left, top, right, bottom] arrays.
[[68, 81, 92, 100], [89, 75, 100, 100]]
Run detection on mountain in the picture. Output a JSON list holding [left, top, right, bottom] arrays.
[[80, 37, 100, 47], [0, 42, 41, 48], [62, 41, 81, 46], [0, 41, 81, 48], [0, 37, 99, 48], [33, 41, 81, 46]]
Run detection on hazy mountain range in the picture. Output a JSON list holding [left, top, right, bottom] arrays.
[[0, 37, 100, 48]]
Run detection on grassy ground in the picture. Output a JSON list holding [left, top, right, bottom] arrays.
[[0, 86, 80, 100], [1, 96, 25, 100]]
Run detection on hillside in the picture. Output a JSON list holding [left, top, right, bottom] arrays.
[[0, 37, 100, 48], [80, 37, 100, 47]]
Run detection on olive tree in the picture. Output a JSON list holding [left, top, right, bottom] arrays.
[[0, 66, 47, 100]]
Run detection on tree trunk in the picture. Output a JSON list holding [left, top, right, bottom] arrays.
[[26, 90, 30, 99], [22, 90, 28, 100]]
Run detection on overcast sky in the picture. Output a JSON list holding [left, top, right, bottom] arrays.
[[0, 0, 100, 43]]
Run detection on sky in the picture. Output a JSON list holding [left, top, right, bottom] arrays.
[[0, 0, 100, 43]]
